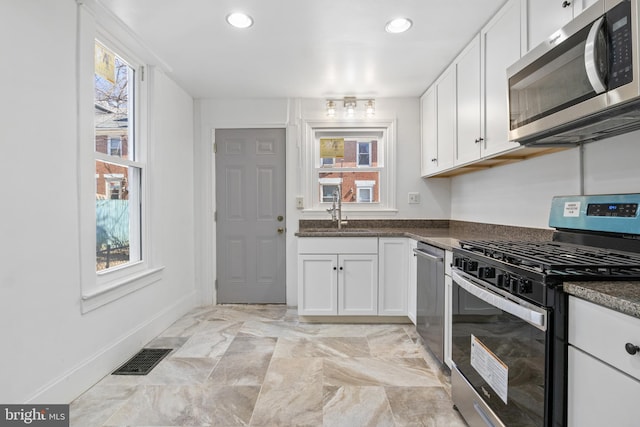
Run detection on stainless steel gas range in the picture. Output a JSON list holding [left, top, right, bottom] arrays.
[[451, 194, 640, 427]]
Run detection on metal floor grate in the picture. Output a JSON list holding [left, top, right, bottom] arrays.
[[112, 348, 172, 375]]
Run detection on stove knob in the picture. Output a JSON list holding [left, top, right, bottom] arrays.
[[518, 279, 533, 294], [509, 277, 520, 292], [498, 274, 509, 288], [466, 261, 478, 272], [482, 267, 496, 279]]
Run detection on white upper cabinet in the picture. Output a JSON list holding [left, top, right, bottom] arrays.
[[481, 0, 523, 158], [526, 0, 599, 51], [420, 69, 456, 176], [436, 67, 457, 171], [420, 87, 438, 176], [455, 35, 482, 165]]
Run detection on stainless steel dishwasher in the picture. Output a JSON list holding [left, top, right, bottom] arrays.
[[413, 241, 445, 366]]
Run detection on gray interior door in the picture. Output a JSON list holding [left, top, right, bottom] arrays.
[[215, 128, 286, 303]]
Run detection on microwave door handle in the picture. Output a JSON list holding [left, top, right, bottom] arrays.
[[452, 269, 547, 330], [584, 16, 607, 94]]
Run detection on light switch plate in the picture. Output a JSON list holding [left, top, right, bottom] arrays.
[[296, 196, 304, 209], [408, 192, 420, 204]]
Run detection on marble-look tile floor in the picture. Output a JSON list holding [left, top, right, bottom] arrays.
[[70, 305, 467, 427]]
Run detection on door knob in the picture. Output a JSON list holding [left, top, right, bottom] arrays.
[[277, 227, 285, 234]]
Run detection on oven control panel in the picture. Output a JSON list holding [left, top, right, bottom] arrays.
[[453, 254, 546, 306], [549, 193, 640, 234]]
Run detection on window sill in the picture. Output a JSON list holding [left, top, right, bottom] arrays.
[[300, 208, 399, 219], [81, 266, 165, 313]]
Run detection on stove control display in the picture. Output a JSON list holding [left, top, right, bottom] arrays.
[[586, 203, 638, 217]]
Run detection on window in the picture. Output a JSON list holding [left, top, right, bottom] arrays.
[[356, 180, 375, 203], [109, 137, 122, 156], [302, 119, 397, 215], [315, 134, 380, 205], [94, 41, 142, 272], [357, 142, 371, 166]]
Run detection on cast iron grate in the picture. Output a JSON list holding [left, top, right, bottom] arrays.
[[112, 348, 172, 375]]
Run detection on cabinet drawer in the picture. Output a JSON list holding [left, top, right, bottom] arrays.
[[569, 297, 640, 382], [298, 237, 378, 254]]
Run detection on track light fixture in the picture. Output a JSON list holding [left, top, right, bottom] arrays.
[[325, 97, 376, 118]]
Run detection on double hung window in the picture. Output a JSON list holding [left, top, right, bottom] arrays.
[[304, 120, 396, 214], [94, 41, 143, 272]]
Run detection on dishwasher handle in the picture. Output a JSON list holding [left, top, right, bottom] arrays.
[[412, 248, 444, 262], [452, 269, 547, 331]]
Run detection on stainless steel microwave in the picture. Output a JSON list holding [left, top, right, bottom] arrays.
[[508, 0, 640, 145]]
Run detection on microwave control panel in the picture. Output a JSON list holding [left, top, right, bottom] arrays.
[[608, 0, 633, 89]]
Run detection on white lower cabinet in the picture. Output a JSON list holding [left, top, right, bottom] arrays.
[[298, 237, 378, 316], [568, 296, 640, 426], [378, 238, 410, 316]]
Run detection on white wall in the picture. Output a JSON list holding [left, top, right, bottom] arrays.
[[0, 0, 196, 404], [450, 132, 640, 228], [194, 97, 450, 306]]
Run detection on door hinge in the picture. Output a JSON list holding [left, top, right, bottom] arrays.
[[140, 65, 145, 82], [213, 142, 217, 153]]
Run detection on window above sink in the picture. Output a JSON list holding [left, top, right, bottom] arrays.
[[301, 118, 398, 217]]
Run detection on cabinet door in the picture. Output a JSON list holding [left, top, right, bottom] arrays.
[[378, 238, 409, 316], [420, 86, 438, 176], [456, 35, 482, 165], [568, 347, 640, 427], [482, 0, 522, 157], [436, 66, 456, 170], [338, 254, 378, 316], [298, 254, 338, 315], [526, 0, 574, 51]]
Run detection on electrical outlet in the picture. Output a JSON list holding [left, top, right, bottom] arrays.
[[296, 196, 304, 209], [408, 192, 420, 204]]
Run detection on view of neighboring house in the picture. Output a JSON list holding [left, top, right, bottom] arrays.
[[319, 139, 380, 203]]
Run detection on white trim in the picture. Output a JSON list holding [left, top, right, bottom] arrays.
[[301, 118, 397, 215], [27, 290, 195, 403], [77, 3, 159, 312], [82, 266, 165, 312]]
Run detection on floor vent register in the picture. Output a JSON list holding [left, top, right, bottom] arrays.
[[112, 348, 172, 375]]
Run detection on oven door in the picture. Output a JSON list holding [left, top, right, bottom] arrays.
[[451, 269, 549, 427]]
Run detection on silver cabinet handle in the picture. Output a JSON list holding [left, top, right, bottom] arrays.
[[584, 16, 607, 94], [452, 269, 547, 330]]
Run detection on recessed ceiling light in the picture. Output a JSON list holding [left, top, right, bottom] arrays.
[[226, 12, 254, 29], [385, 18, 412, 34]]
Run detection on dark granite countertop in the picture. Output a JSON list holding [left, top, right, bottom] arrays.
[[564, 282, 640, 320], [295, 219, 553, 251], [296, 219, 640, 319]]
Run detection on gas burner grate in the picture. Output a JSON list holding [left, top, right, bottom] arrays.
[[459, 240, 640, 278]]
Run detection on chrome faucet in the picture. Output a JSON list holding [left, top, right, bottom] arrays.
[[326, 187, 348, 229]]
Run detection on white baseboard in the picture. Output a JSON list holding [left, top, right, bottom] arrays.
[[27, 291, 197, 404]]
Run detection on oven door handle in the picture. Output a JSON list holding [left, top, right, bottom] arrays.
[[453, 269, 547, 330], [412, 248, 443, 262]]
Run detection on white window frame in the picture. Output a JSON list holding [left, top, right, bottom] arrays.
[[301, 118, 397, 217], [77, 5, 162, 313]]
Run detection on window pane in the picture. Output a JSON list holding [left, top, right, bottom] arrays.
[[319, 139, 378, 168], [95, 160, 140, 271], [318, 171, 379, 203], [95, 42, 134, 160]]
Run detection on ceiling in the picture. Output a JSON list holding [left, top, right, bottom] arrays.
[[99, 0, 507, 99]]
